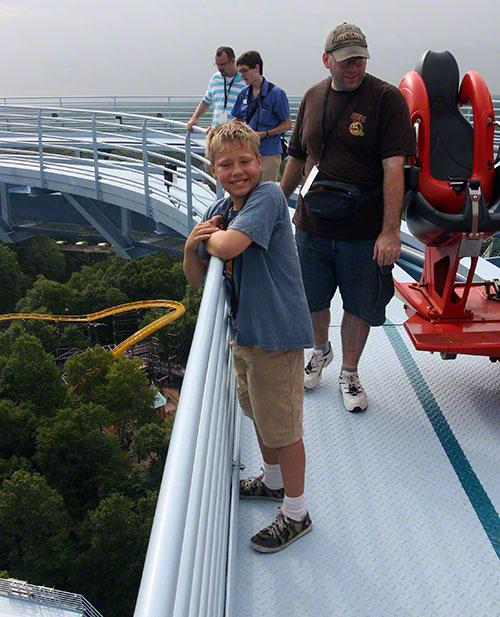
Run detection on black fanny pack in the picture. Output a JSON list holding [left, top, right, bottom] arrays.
[[303, 180, 382, 221]]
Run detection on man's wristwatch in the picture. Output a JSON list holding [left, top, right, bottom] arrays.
[[266, 130, 270, 138]]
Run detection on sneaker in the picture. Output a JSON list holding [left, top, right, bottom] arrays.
[[304, 343, 333, 389], [250, 508, 312, 553], [239, 472, 284, 501], [339, 372, 368, 413]]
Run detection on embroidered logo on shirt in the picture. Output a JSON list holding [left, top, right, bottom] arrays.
[[224, 259, 234, 277], [349, 112, 366, 137]]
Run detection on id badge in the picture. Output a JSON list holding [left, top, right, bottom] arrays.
[[300, 165, 319, 198], [219, 110, 228, 124]]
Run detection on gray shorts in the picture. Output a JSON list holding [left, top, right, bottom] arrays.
[[295, 228, 394, 327]]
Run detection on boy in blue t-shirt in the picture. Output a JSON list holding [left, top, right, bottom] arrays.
[[183, 120, 314, 553]]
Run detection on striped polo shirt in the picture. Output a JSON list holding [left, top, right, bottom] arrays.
[[202, 72, 246, 127]]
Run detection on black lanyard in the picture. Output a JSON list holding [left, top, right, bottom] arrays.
[[224, 77, 236, 110], [221, 199, 243, 317], [318, 77, 363, 166], [245, 79, 268, 130], [246, 95, 261, 129]]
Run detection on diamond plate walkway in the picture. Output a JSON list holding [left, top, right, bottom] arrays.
[[234, 265, 500, 617]]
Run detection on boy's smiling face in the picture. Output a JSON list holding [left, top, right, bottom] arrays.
[[210, 143, 261, 209]]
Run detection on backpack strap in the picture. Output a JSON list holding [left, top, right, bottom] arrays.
[[246, 80, 275, 128]]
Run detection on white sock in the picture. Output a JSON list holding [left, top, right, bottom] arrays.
[[313, 341, 330, 355], [262, 462, 283, 490], [282, 493, 307, 521]]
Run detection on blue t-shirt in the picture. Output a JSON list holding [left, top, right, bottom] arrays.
[[202, 72, 246, 127], [231, 79, 290, 156], [199, 182, 313, 350]]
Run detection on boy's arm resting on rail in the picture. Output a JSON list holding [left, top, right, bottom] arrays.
[[183, 250, 208, 289], [183, 219, 221, 288], [204, 228, 252, 261]]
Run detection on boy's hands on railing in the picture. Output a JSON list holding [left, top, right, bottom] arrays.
[[183, 221, 216, 288], [206, 215, 224, 229], [185, 218, 223, 253]]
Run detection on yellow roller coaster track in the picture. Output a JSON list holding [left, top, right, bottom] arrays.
[[0, 300, 186, 359]]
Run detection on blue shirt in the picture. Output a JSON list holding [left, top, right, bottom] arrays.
[[231, 79, 290, 156], [199, 183, 313, 350], [202, 72, 246, 127]]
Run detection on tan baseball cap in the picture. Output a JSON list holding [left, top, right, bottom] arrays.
[[324, 23, 370, 62]]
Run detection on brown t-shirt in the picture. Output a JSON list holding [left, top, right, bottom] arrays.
[[290, 74, 416, 240]]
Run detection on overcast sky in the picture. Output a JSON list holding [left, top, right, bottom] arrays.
[[1, 0, 499, 98]]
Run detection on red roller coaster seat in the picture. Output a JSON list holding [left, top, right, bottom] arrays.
[[395, 50, 500, 359]]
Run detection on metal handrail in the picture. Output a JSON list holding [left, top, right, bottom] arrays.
[[133, 257, 239, 617], [1, 94, 498, 139], [0, 578, 103, 617], [0, 95, 303, 130], [0, 105, 216, 233]]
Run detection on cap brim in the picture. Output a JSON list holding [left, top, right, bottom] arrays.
[[330, 46, 370, 62]]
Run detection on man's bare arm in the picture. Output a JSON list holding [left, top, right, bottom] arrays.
[[373, 155, 406, 266], [280, 155, 304, 199], [187, 101, 210, 132], [275, 117, 293, 134], [256, 117, 293, 140]]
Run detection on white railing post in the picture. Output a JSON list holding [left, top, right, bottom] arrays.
[[167, 96, 173, 132], [216, 180, 224, 199], [37, 110, 45, 188], [92, 114, 101, 200], [142, 119, 152, 218], [185, 131, 194, 234], [225, 385, 241, 617]]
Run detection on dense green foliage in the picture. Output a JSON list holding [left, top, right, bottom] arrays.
[[1, 334, 67, 415], [0, 235, 202, 617], [0, 244, 29, 312], [0, 470, 72, 587]]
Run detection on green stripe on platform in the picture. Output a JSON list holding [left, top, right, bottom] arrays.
[[384, 323, 500, 560]]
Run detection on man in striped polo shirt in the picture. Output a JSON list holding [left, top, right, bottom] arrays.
[[187, 46, 245, 131]]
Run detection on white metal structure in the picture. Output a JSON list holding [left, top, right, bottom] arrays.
[[0, 105, 216, 256], [0, 579, 103, 617], [0, 95, 303, 132]]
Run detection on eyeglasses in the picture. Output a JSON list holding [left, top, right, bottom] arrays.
[[214, 59, 231, 68], [238, 67, 251, 75], [334, 56, 367, 69]]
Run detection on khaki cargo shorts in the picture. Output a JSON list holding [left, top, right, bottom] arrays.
[[232, 343, 304, 449]]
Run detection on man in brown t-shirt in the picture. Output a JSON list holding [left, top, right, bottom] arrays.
[[281, 23, 415, 413]]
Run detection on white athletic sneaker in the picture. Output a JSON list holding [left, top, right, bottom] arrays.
[[304, 343, 333, 390], [339, 372, 368, 412]]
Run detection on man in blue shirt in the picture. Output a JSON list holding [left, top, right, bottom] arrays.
[[232, 50, 292, 182], [187, 46, 245, 131]]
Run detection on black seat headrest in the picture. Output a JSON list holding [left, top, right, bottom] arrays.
[[415, 50, 460, 113], [415, 50, 473, 182]]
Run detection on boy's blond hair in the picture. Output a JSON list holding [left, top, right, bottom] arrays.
[[205, 119, 260, 164]]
